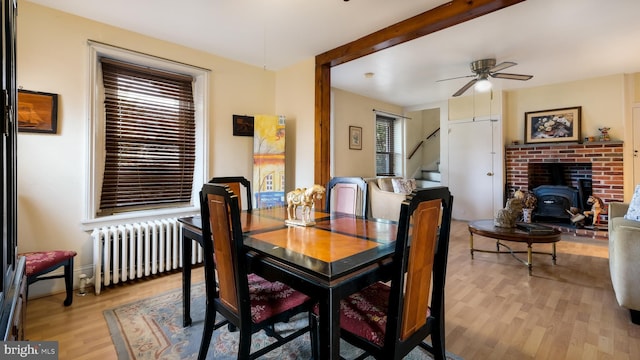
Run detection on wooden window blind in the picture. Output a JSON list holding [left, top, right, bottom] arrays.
[[376, 115, 396, 176], [99, 58, 196, 215]]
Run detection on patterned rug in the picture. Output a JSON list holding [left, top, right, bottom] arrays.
[[104, 283, 464, 359]]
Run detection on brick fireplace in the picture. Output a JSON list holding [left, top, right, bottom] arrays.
[[506, 141, 623, 222], [505, 141, 623, 201]]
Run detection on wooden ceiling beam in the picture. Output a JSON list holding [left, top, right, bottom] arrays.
[[317, 0, 526, 67], [314, 0, 526, 196]]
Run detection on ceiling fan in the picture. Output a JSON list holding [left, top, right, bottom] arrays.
[[438, 58, 533, 97]]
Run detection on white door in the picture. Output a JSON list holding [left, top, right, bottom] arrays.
[[633, 107, 640, 186], [448, 118, 502, 220]]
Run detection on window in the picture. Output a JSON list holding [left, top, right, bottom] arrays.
[[265, 174, 273, 191], [85, 42, 208, 227], [99, 58, 195, 215], [376, 115, 396, 176]]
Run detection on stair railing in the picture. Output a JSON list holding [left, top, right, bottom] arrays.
[[407, 127, 440, 160]]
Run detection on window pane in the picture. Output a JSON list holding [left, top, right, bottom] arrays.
[[99, 58, 196, 215], [376, 115, 395, 176]]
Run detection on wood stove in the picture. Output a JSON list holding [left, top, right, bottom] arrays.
[[533, 185, 580, 222]]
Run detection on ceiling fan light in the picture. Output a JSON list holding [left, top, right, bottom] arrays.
[[474, 78, 492, 92]]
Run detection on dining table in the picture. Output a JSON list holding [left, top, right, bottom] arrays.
[[179, 207, 398, 360]]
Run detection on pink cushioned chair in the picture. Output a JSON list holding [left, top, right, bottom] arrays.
[[20, 250, 77, 306]]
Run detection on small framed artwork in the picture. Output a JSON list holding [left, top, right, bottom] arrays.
[[349, 126, 362, 150], [17, 89, 58, 134], [524, 106, 581, 144], [232, 114, 254, 136]]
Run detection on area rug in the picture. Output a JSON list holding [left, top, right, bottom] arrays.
[[104, 283, 463, 359]]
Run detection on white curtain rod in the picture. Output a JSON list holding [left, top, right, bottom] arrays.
[[372, 109, 411, 119]]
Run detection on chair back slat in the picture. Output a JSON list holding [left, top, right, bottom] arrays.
[[325, 176, 367, 217], [382, 186, 452, 357], [401, 199, 440, 340], [205, 192, 239, 314], [332, 183, 359, 214], [226, 182, 243, 206], [209, 176, 252, 211]]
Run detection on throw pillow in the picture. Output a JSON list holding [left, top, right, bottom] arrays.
[[624, 184, 640, 221], [377, 178, 395, 192], [391, 178, 416, 194]]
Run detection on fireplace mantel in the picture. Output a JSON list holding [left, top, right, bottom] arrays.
[[505, 141, 623, 203]]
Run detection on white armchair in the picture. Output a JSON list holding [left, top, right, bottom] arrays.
[[608, 202, 640, 324], [366, 177, 407, 222]]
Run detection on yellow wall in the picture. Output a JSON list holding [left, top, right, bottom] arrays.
[[17, 2, 315, 296], [504, 74, 625, 143], [503, 74, 633, 199], [448, 91, 501, 120], [275, 58, 315, 190], [331, 88, 403, 177], [634, 73, 640, 102]]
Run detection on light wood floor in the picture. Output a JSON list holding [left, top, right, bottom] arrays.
[[26, 220, 640, 359]]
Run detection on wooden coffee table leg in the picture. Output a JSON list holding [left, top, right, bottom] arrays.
[[552, 243, 557, 264], [469, 233, 474, 259]]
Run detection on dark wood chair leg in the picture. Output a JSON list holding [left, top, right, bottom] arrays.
[[63, 258, 74, 306], [197, 307, 217, 360], [238, 330, 252, 359], [309, 312, 319, 360], [631, 309, 640, 325]]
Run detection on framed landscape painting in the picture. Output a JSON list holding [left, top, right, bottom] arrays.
[[524, 106, 581, 144], [17, 89, 58, 133]]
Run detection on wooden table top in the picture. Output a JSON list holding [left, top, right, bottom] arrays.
[[245, 213, 397, 280], [468, 219, 561, 244], [179, 208, 398, 280]]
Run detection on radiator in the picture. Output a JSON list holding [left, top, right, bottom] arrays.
[[91, 218, 203, 295]]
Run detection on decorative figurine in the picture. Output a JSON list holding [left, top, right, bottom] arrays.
[[583, 195, 605, 226], [285, 184, 326, 226], [521, 190, 537, 223], [598, 127, 611, 141], [495, 190, 524, 228], [567, 207, 586, 226]]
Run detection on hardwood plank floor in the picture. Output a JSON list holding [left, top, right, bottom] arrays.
[[26, 220, 640, 359]]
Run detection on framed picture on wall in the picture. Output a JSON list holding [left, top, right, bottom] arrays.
[[17, 89, 58, 134], [233, 114, 254, 136], [524, 106, 581, 144], [349, 126, 362, 150]]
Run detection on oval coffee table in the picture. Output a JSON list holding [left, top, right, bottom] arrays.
[[468, 219, 562, 275]]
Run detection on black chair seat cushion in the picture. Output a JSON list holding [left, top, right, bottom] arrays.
[[22, 250, 77, 276], [340, 281, 431, 347], [248, 273, 311, 323]]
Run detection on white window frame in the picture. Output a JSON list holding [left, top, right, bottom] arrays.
[[374, 113, 405, 177], [82, 41, 209, 230]]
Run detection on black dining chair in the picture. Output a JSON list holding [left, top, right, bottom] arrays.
[[321, 187, 453, 360], [197, 183, 317, 359], [208, 176, 252, 212], [325, 176, 368, 217]]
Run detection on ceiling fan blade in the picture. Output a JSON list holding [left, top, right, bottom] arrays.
[[491, 72, 533, 81], [436, 74, 475, 82], [489, 61, 517, 73], [452, 78, 477, 97]]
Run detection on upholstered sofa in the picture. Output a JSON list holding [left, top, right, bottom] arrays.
[[366, 177, 412, 222], [608, 202, 640, 324]]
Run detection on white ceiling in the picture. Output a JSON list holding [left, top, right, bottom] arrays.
[[26, 0, 640, 108]]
